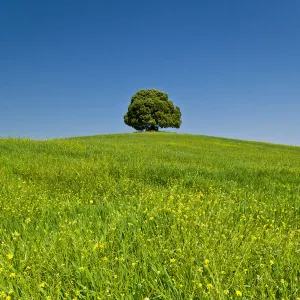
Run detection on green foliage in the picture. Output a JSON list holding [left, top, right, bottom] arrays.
[[0, 133, 299, 299], [124, 89, 182, 131]]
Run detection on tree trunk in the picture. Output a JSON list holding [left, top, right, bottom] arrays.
[[147, 125, 159, 131]]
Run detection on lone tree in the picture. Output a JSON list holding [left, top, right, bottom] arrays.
[[124, 89, 182, 131]]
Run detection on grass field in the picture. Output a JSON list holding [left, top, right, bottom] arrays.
[[0, 133, 299, 299]]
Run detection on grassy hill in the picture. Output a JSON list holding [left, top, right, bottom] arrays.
[[0, 133, 299, 299]]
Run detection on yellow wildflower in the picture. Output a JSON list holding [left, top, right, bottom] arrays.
[[39, 282, 45, 287], [7, 254, 13, 260], [236, 290, 242, 296], [93, 242, 105, 250], [170, 258, 176, 263]]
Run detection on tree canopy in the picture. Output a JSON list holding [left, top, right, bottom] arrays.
[[124, 89, 182, 131]]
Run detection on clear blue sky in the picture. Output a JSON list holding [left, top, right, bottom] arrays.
[[1, 0, 299, 145]]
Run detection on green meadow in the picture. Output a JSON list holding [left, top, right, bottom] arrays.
[[0, 133, 299, 299]]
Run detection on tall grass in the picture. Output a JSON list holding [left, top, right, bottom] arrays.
[[0, 133, 299, 299]]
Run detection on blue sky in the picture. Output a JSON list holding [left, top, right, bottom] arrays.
[[0, 0, 299, 145]]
